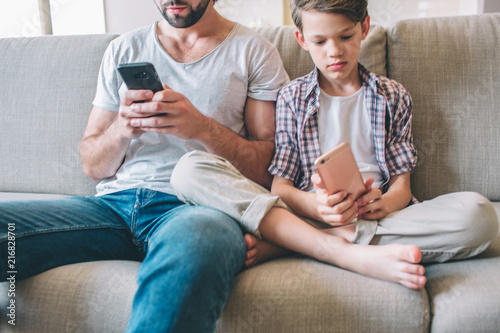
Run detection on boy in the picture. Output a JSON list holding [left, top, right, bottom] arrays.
[[171, 0, 499, 290]]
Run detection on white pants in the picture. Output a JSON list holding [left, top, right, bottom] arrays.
[[171, 151, 499, 263]]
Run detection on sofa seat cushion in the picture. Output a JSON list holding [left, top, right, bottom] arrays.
[[217, 256, 430, 332], [425, 234, 500, 332], [0, 260, 139, 333], [425, 202, 500, 332], [0, 258, 430, 333], [2, 224, 498, 332]]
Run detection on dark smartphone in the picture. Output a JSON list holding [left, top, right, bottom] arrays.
[[117, 62, 163, 93]]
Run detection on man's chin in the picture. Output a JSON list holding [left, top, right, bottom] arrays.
[[165, 16, 198, 29], [158, 0, 210, 29]]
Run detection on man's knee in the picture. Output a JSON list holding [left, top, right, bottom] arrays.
[[192, 208, 246, 272], [147, 206, 246, 271]]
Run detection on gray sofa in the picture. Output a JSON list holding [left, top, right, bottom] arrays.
[[1, 14, 499, 333]]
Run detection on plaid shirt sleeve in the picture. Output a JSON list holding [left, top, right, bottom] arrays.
[[382, 78, 418, 177], [268, 86, 301, 184]]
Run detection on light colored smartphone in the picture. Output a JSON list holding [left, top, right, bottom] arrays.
[[314, 142, 366, 199]]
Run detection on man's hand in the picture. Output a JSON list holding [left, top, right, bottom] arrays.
[[80, 88, 164, 181], [117, 89, 157, 140], [127, 84, 213, 141], [311, 173, 358, 226]]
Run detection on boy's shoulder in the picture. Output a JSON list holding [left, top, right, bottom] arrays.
[[359, 65, 410, 99], [279, 69, 318, 97]]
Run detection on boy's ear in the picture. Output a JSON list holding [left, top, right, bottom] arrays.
[[361, 16, 370, 40], [294, 28, 309, 51]]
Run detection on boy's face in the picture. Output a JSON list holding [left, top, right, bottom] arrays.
[[295, 10, 370, 93]]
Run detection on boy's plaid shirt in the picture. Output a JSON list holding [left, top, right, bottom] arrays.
[[268, 64, 417, 195]]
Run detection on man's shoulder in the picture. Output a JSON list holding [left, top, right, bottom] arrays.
[[109, 24, 154, 48]]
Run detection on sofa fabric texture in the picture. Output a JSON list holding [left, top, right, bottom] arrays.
[[387, 14, 500, 201], [1, 14, 499, 333], [0, 34, 113, 197]]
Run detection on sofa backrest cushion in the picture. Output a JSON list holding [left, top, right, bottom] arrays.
[[255, 25, 387, 80], [387, 14, 500, 201], [0, 34, 118, 196]]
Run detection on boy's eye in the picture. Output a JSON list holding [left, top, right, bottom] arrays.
[[341, 35, 353, 40], [314, 40, 326, 45]]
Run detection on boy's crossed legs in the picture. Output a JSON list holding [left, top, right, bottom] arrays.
[[245, 208, 426, 289], [171, 151, 499, 290], [256, 207, 426, 289]]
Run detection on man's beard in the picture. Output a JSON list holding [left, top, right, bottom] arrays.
[[157, 0, 211, 28]]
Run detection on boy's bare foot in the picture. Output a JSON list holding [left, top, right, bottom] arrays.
[[348, 243, 426, 289], [244, 234, 291, 268], [316, 237, 426, 289], [365, 244, 427, 290]]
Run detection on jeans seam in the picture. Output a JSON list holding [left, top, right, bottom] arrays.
[[130, 189, 158, 254], [0, 224, 129, 242]]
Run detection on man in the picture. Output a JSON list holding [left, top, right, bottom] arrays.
[[0, 0, 289, 331]]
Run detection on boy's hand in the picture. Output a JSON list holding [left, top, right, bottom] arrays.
[[311, 173, 358, 226], [356, 177, 389, 220]]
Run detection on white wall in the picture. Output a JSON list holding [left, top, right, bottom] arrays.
[[368, 0, 479, 27], [102, 0, 491, 35], [50, 0, 106, 35], [215, 0, 484, 28], [0, 0, 106, 37], [2, 0, 494, 38], [0, 0, 41, 37], [215, 0, 285, 26], [103, 0, 285, 33], [104, 0, 162, 34]]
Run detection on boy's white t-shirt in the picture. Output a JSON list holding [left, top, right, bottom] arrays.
[[92, 22, 289, 196], [318, 87, 384, 189]]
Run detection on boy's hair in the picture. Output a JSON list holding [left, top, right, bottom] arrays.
[[291, 0, 368, 31]]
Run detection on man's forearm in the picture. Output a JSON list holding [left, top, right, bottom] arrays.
[[80, 119, 132, 181]]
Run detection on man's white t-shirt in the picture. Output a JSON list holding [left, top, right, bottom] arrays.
[[92, 22, 289, 196], [318, 87, 384, 189]]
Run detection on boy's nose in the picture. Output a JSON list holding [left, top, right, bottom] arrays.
[[328, 41, 343, 58]]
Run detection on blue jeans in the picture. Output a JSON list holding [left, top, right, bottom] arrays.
[[0, 189, 246, 332]]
